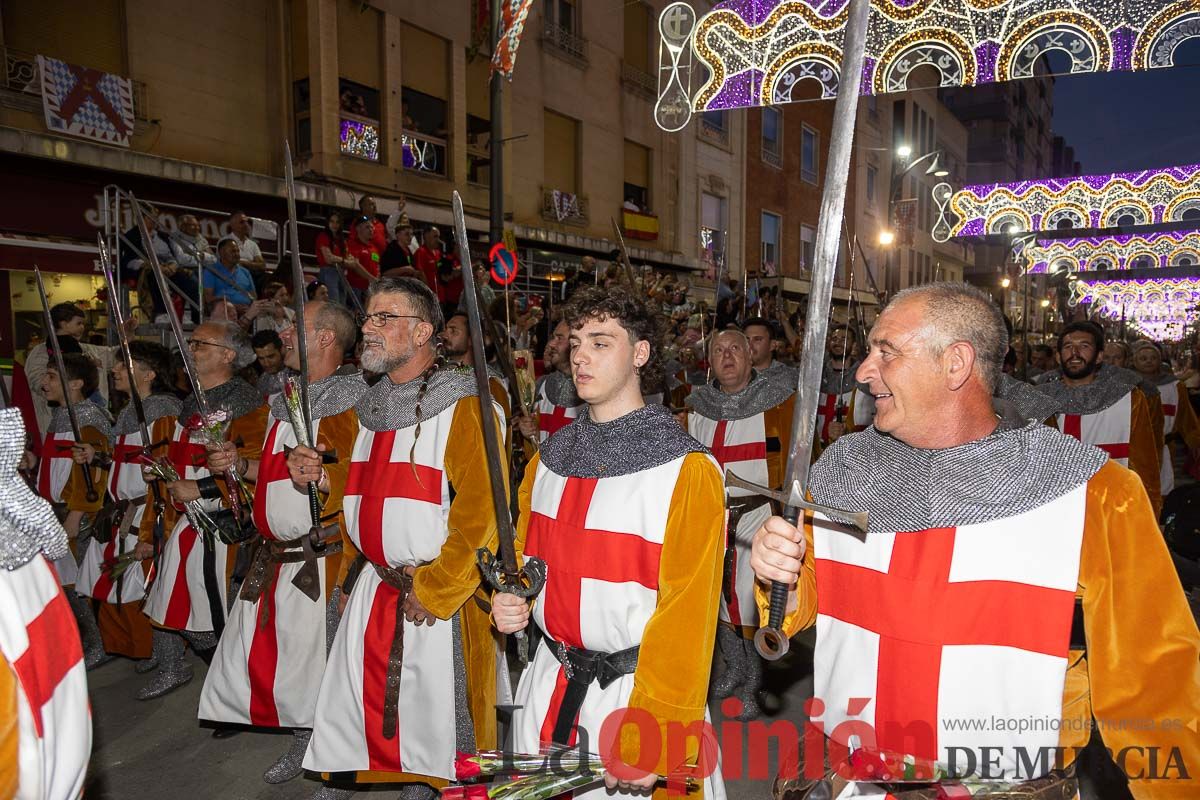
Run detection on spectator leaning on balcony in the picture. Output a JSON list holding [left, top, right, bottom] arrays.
[[228, 210, 267, 279], [120, 204, 200, 323], [204, 237, 257, 309]]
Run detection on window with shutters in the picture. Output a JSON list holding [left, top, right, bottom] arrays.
[[761, 211, 782, 273], [800, 225, 816, 272], [467, 51, 491, 185], [701, 192, 726, 254], [801, 125, 819, 184], [401, 25, 450, 176], [623, 140, 650, 212], [621, 2, 654, 97], [761, 108, 782, 168]]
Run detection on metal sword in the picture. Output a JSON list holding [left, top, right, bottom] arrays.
[[610, 217, 640, 291], [453, 191, 546, 651], [34, 266, 98, 503], [737, 0, 872, 662]]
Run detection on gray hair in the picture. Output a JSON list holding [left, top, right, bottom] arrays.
[[366, 276, 444, 331], [311, 300, 358, 353], [209, 319, 256, 370], [889, 282, 1006, 392]]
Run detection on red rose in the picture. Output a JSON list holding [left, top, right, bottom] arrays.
[[453, 751, 484, 781], [440, 785, 488, 800], [515, 357, 527, 369]]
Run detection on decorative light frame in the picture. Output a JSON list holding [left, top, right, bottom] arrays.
[[930, 163, 1200, 241], [1070, 276, 1200, 341], [1026, 229, 1200, 273], [339, 118, 380, 162], [654, 0, 1200, 130]]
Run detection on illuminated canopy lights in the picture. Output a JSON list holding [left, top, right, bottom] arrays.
[[654, 0, 1200, 130], [1026, 229, 1200, 273], [1070, 276, 1200, 341], [930, 162, 1200, 242]]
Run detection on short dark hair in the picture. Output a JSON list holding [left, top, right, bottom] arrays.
[[128, 340, 173, 395], [62, 352, 99, 398], [251, 330, 283, 350], [1057, 320, 1104, 352], [563, 286, 665, 390], [446, 310, 468, 327], [741, 316, 773, 336], [367, 275, 444, 331], [50, 302, 84, 330], [1032, 344, 1054, 359]]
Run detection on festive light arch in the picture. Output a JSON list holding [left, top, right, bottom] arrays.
[[1070, 276, 1200, 341], [934, 163, 1200, 240], [654, 0, 1200, 128], [1026, 230, 1200, 273]]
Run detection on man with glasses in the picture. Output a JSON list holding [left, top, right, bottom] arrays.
[[199, 302, 366, 786], [294, 277, 505, 800], [1036, 321, 1162, 515], [140, 321, 267, 701]]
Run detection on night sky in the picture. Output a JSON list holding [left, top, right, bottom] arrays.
[[1051, 54, 1200, 174]]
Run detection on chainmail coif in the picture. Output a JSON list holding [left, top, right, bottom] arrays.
[[0, 408, 71, 570], [111, 393, 183, 437], [355, 365, 478, 431], [1035, 363, 1155, 415], [538, 403, 707, 478], [180, 376, 262, 422], [539, 369, 582, 408], [269, 368, 368, 422], [686, 371, 795, 421], [810, 404, 1108, 534], [48, 402, 113, 438]]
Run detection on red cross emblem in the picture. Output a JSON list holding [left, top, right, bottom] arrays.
[[56, 65, 131, 136], [1061, 414, 1129, 460], [37, 434, 76, 498], [539, 404, 575, 438], [252, 421, 300, 541], [708, 419, 766, 468], [817, 392, 840, 443], [167, 429, 209, 474], [109, 438, 148, 495], [344, 429, 442, 564], [13, 583, 84, 737], [816, 527, 1075, 761]]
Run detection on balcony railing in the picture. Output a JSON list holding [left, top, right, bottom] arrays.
[[542, 189, 589, 226], [542, 22, 589, 66], [621, 61, 655, 100], [761, 146, 782, 169], [699, 114, 730, 148], [1, 46, 150, 121], [401, 129, 448, 178]]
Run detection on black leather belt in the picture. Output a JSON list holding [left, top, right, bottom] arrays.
[[724, 497, 773, 603], [546, 637, 640, 745], [373, 562, 414, 742]]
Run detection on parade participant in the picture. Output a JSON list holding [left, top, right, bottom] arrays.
[[1036, 321, 1162, 515], [300, 276, 504, 799], [751, 283, 1200, 799], [1133, 340, 1200, 498], [35, 352, 111, 669], [0, 408, 91, 800], [494, 286, 727, 800], [743, 316, 797, 385], [442, 310, 511, 430], [74, 341, 179, 667], [515, 319, 583, 444], [814, 326, 873, 447], [684, 328, 793, 719], [199, 301, 366, 785], [139, 321, 266, 699]]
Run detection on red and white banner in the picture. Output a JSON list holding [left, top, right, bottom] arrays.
[[38, 56, 134, 148], [491, 0, 535, 80]]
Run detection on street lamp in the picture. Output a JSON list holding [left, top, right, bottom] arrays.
[[878, 229, 896, 246], [1000, 277, 1011, 288], [896, 144, 913, 159], [886, 145, 949, 294]]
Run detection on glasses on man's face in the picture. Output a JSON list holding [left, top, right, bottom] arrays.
[[187, 337, 234, 352], [357, 312, 423, 328]]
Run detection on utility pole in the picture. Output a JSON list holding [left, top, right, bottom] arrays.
[[489, 0, 504, 247]]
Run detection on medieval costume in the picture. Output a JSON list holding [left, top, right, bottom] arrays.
[[140, 376, 266, 698], [511, 404, 728, 800], [762, 404, 1200, 799], [534, 370, 584, 443], [76, 393, 180, 662], [304, 366, 503, 789], [199, 368, 366, 781], [815, 358, 874, 448], [0, 407, 91, 799], [685, 372, 794, 719]]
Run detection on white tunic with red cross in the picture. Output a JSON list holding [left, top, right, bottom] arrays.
[[35, 429, 81, 587], [688, 412, 771, 631], [811, 484, 1086, 784], [306, 400, 491, 778], [535, 380, 583, 443], [1056, 392, 1131, 467], [76, 429, 152, 604], [1160, 382, 1180, 496], [0, 554, 91, 800], [199, 416, 337, 729], [142, 421, 231, 632], [510, 457, 727, 800], [816, 388, 875, 446]]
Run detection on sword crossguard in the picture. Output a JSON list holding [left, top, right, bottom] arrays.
[[724, 473, 868, 536], [476, 547, 547, 600]]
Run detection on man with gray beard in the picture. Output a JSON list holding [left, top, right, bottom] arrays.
[[297, 277, 505, 800]]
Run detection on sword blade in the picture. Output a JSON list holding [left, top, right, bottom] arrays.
[[283, 141, 314, 442], [725, 472, 867, 538], [98, 236, 155, 450], [609, 217, 639, 290], [453, 192, 519, 575]]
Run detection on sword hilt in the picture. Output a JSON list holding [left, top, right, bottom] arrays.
[[755, 505, 798, 661], [476, 547, 547, 648]]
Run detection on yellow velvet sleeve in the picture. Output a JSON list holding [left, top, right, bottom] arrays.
[[489, 377, 512, 451], [412, 397, 506, 620], [1171, 382, 1200, 451], [765, 395, 795, 490], [315, 408, 359, 521], [1068, 461, 1200, 798], [1128, 390, 1162, 517], [63, 424, 108, 513], [1149, 395, 1166, 460], [0, 647, 16, 800], [231, 404, 269, 462], [753, 512, 818, 637], [617, 452, 725, 781], [513, 453, 540, 565], [137, 415, 178, 544]]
